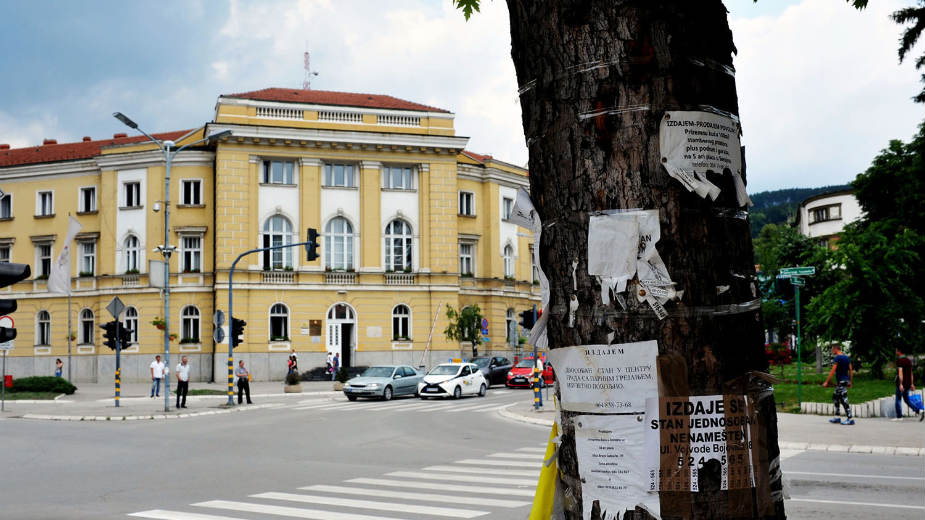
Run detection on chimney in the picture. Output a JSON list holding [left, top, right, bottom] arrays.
[[82, 136, 92, 142], [43, 138, 57, 145], [0, 144, 9, 150], [113, 132, 128, 138]]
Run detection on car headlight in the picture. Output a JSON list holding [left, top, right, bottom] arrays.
[[368, 383, 381, 389], [507, 372, 513, 378], [344, 383, 352, 388]]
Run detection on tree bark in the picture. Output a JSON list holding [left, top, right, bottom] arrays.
[[505, 1, 785, 518]]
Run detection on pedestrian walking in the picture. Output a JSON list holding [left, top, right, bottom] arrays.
[[822, 344, 854, 425], [893, 349, 924, 422], [54, 358, 63, 378], [235, 360, 252, 404], [288, 348, 298, 375], [325, 352, 333, 376], [175, 356, 190, 409], [331, 352, 340, 381], [150, 355, 166, 398]]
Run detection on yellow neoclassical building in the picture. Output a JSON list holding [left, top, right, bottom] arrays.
[[0, 88, 538, 382]]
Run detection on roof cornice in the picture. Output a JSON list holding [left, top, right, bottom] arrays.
[[217, 96, 456, 120]]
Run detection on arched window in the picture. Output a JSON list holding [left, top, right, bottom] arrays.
[[503, 244, 514, 278], [123, 307, 138, 344], [124, 235, 140, 272], [36, 310, 50, 346], [79, 309, 94, 345], [506, 308, 517, 344], [392, 304, 411, 341], [181, 306, 200, 343], [325, 217, 354, 271], [270, 303, 289, 341], [327, 303, 355, 320], [262, 215, 294, 270], [385, 219, 412, 272]]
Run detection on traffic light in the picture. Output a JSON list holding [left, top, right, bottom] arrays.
[[305, 228, 320, 261], [100, 320, 118, 350], [230, 317, 246, 348], [0, 263, 31, 343], [519, 309, 536, 330], [119, 323, 133, 347]]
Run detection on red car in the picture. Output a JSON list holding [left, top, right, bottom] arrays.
[[506, 358, 555, 388]]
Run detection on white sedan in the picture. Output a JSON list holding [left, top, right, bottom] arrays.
[[417, 363, 487, 399]]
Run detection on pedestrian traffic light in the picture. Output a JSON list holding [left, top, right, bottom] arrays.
[[230, 317, 246, 348], [0, 262, 31, 343], [519, 309, 536, 329], [119, 323, 133, 347], [305, 228, 320, 261], [100, 320, 118, 350]]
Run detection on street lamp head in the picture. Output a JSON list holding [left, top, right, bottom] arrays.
[[163, 140, 176, 150], [112, 112, 138, 129]]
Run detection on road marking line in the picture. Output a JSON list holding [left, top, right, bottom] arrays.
[[346, 478, 535, 497], [129, 510, 245, 520], [788, 498, 925, 510], [455, 458, 540, 468], [251, 492, 487, 518], [194, 500, 409, 520], [515, 447, 547, 454], [470, 404, 512, 412], [300, 484, 529, 508], [786, 471, 924, 481], [381, 402, 436, 412], [409, 403, 458, 412], [423, 465, 539, 477], [386, 471, 536, 486], [487, 453, 545, 460], [292, 402, 341, 411]]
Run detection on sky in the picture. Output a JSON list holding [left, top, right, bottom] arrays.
[[0, 0, 920, 193]]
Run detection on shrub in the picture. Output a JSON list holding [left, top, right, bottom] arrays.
[[765, 343, 793, 366], [285, 371, 301, 385], [11, 376, 77, 395], [335, 367, 349, 383]]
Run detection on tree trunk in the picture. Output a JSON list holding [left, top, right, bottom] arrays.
[[505, 1, 785, 518]]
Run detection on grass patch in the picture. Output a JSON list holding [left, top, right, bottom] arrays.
[[2, 391, 60, 400], [173, 388, 227, 396], [770, 362, 896, 413]]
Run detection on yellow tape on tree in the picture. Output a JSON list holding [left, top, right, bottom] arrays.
[[529, 421, 559, 520]]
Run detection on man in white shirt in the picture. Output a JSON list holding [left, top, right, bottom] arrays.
[[175, 356, 191, 408], [150, 355, 165, 398]]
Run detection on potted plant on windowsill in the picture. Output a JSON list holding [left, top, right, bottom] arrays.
[[182, 268, 200, 274], [179, 337, 199, 345], [151, 317, 167, 330], [79, 271, 94, 278], [270, 336, 290, 343], [124, 269, 140, 275], [284, 370, 302, 393]]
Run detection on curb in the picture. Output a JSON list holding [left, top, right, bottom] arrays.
[[19, 402, 286, 422], [498, 403, 555, 427]]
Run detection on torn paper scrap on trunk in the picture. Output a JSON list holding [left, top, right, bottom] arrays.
[[587, 212, 641, 303]]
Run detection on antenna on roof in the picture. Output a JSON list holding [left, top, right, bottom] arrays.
[[303, 46, 319, 90]]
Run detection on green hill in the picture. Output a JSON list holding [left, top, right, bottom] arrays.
[[749, 185, 850, 237]]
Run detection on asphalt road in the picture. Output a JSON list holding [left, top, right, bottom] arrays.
[[1, 388, 922, 520]]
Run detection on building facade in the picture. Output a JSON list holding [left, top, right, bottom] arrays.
[[795, 188, 863, 248], [0, 88, 538, 382]]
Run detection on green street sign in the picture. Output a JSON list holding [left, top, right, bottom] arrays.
[[780, 266, 815, 276], [790, 277, 806, 286]]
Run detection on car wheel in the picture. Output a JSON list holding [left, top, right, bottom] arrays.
[[453, 386, 462, 399], [346, 395, 358, 401], [478, 383, 487, 397], [382, 386, 393, 401]]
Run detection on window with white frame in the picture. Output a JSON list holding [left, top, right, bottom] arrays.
[[37, 243, 52, 278], [384, 219, 412, 272], [325, 217, 354, 270], [37, 191, 53, 216], [79, 187, 96, 213], [530, 244, 538, 283], [124, 182, 141, 208], [383, 166, 413, 190], [459, 191, 474, 216], [459, 243, 474, 276], [181, 236, 202, 272], [123, 307, 138, 343], [262, 160, 295, 185], [80, 241, 95, 276], [324, 163, 355, 187], [502, 197, 514, 220], [262, 215, 294, 270], [506, 308, 517, 344], [503, 244, 514, 278], [392, 304, 411, 340], [79, 309, 94, 345], [124, 235, 140, 272], [0, 245, 9, 263], [36, 310, 50, 346], [269, 303, 289, 341], [181, 180, 202, 205], [181, 306, 200, 343], [0, 194, 11, 218]]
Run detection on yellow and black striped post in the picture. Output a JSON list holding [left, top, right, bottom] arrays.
[[533, 367, 543, 409], [228, 356, 235, 405], [114, 367, 120, 407]]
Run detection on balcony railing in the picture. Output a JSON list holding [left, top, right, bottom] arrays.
[[385, 273, 415, 286], [262, 271, 295, 284], [122, 274, 140, 287], [325, 272, 356, 284]]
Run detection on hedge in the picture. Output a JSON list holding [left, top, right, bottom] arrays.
[[10, 376, 77, 395]]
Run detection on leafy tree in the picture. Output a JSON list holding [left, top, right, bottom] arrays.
[[444, 304, 483, 357]]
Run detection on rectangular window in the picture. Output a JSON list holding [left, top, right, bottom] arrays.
[[262, 160, 295, 184], [182, 236, 202, 272], [530, 245, 538, 283], [80, 242, 96, 275], [383, 166, 413, 189], [502, 197, 514, 220], [38, 244, 51, 277], [459, 243, 473, 276], [181, 180, 201, 205], [324, 163, 355, 187], [79, 187, 96, 213], [0, 245, 9, 263], [459, 191, 474, 216], [124, 182, 141, 207], [38, 191, 53, 216], [0, 194, 11, 218]]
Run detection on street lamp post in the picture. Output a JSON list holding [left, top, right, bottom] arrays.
[[113, 113, 230, 412]]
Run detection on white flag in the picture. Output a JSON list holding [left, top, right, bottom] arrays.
[[47, 216, 82, 295]]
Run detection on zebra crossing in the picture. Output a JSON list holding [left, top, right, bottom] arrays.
[[127, 446, 546, 520], [288, 390, 520, 415]]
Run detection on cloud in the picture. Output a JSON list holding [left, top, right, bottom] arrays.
[[0, 111, 60, 148]]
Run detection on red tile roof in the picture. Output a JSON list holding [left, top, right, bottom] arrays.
[[223, 88, 451, 114], [0, 130, 192, 168], [461, 150, 493, 164]]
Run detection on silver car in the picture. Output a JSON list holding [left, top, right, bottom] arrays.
[[343, 365, 424, 401]]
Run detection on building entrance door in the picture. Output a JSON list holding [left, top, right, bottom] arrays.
[[326, 303, 356, 369]]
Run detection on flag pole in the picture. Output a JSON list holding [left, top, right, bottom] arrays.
[[67, 292, 72, 382]]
